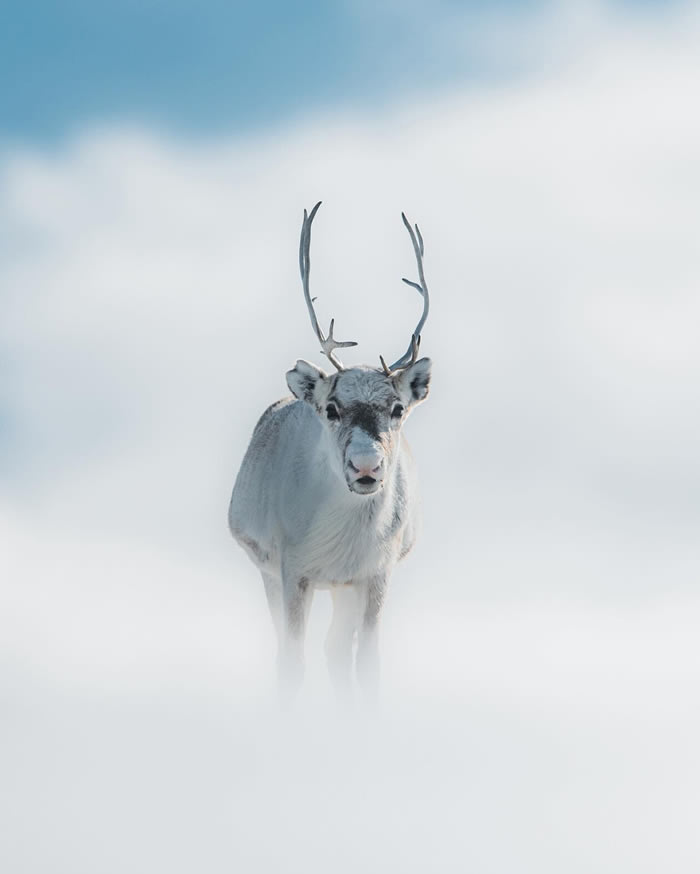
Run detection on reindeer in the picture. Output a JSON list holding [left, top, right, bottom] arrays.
[[228, 203, 432, 700]]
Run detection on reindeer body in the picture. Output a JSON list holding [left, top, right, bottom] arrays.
[[229, 375, 419, 586], [228, 205, 432, 699]]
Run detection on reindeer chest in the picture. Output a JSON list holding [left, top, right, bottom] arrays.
[[297, 498, 400, 584]]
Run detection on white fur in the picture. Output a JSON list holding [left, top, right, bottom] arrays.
[[228, 360, 431, 700]]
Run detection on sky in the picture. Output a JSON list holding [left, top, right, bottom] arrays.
[[1, 2, 700, 872], [0, 0, 687, 140]]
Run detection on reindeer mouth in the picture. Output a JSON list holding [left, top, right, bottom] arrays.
[[349, 475, 382, 495]]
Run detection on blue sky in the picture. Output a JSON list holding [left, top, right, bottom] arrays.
[[0, 0, 678, 142]]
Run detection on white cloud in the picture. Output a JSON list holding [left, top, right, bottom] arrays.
[[1, 8, 700, 872]]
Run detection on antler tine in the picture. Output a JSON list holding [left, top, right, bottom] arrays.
[[379, 212, 430, 375], [299, 201, 357, 372]]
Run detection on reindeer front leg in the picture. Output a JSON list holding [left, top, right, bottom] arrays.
[[326, 585, 364, 699], [279, 572, 314, 703], [355, 573, 387, 701]]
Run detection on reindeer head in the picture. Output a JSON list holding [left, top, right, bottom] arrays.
[[286, 203, 432, 495]]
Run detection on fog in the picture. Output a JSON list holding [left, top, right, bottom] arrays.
[[2, 10, 699, 871]]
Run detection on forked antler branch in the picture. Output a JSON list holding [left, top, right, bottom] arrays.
[[299, 201, 357, 372], [379, 212, 430, 376]]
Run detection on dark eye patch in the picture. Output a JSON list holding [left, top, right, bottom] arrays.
[[347, 403, 381, 440], [391, 404, 404, 419], [326, 403, 340, 421]]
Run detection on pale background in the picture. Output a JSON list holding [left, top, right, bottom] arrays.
[[1, 2, 699, 871]]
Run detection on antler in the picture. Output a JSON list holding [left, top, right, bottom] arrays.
[[379, 212, 430, 377], [299, 201, 357, 372]]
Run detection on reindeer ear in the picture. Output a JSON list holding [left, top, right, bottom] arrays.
[[286, 359, 328, 403], [394, 357, 432, 405]]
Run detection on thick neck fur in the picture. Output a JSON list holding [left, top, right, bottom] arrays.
[[285, 429, 409, 584]]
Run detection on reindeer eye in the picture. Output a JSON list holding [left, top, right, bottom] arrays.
[[326, 403, 339, 421], [391, 404, 404, 419]]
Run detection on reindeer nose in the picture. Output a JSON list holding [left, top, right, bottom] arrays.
[[348, 452, 383, 478]]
